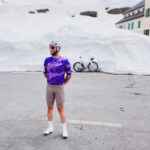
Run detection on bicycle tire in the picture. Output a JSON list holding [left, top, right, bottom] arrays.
[[88, 62, 99, 72], [73, 62, 83, 72]]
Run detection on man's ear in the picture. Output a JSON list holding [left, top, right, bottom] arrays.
[[57, 46, 61, 51]]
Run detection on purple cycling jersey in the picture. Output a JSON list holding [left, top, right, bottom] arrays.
[[43, 56, 72, 85]]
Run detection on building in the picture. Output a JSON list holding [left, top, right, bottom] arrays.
[[116, 0, 150, 36], [0, 0, 4, 4]]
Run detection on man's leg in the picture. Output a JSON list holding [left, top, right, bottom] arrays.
[[43, 105, 54, 135], [56, 86, 65, 123], [56, 85, 68, 138], [47, 105, 54, 121], [57, 106, 66, 123], [57, 106, 68, 138], [44, 85, 55, 135], [57, 106, 68, 139]]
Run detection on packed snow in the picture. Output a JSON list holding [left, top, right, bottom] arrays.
[[2, 0, 138, 5], [0, 3, 150, 75]]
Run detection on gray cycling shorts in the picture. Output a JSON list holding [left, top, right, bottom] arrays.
[[46, 84, 65, 107]]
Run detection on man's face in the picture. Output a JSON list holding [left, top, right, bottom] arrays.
[[49, 45, 60, 56]]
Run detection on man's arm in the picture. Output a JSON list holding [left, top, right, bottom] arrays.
[[43, 73, 47, 79], [43, 58, 48, 79], [64, 75, 72, 84]]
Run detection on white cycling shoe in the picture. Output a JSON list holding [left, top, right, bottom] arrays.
[[62, 130, 68, 139], [43, 127, 54, 135]]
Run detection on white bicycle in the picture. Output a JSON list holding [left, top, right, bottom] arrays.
[[73, 57, 99, 72]]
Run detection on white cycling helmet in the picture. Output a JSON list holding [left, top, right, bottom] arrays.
[[49, 41, 61, 48]]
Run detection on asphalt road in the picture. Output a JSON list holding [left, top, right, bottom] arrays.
[[0, 72, 150, 150]]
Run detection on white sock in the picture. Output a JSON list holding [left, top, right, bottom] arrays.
[[62, 123, 67, 132], [48, 121, 53, 128]]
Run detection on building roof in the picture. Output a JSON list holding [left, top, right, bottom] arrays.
[[123, 0, 145, 14], [116, 11, 144, 24]]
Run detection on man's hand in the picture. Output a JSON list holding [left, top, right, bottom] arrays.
[[44, 73, 47, 79], [64, 75, 72, 85]]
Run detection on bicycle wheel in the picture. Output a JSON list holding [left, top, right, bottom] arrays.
[[73, 62, 83, 72], [88, 62, 98, 72]]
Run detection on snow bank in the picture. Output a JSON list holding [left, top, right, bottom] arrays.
[[0, 4, 150, 75], [4, 0, 137, 5]]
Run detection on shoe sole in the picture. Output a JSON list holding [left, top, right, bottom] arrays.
[[43, 132, 53, 136], [62, 135, 68, 139]]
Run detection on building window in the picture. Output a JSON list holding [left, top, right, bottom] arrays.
[[128, 23, 130, 30], [143, 8, 145, 12], [144, 30, 149, 35], [138, 10, 140, 13], [145, 8, 150, 17], [138, 20, 141, 28], [131, 23, 134, 30], [119, 25, 123, 29]]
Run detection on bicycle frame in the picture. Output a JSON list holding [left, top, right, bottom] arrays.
[[79, 57, 86, 69], [79, 57, 96, 68]]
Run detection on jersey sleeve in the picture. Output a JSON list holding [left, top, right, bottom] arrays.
[[43, 58, 48, 74], [64, 59, 72, 76]]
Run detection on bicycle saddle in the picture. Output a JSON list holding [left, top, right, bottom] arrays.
[[91, 58, 94, 61]]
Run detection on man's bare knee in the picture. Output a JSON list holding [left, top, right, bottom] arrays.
[[57, 106, 64, 114], [47, 105, 54, 112]]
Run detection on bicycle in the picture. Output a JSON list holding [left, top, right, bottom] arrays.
[[73, 57, 99, 72]]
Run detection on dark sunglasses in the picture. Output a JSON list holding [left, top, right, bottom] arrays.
[[49, 45, 56, 49]]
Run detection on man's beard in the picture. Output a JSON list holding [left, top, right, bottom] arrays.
[[51, 49, 58, 56]]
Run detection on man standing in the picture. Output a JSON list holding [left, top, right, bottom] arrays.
[[43, 41, 72, 139]]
